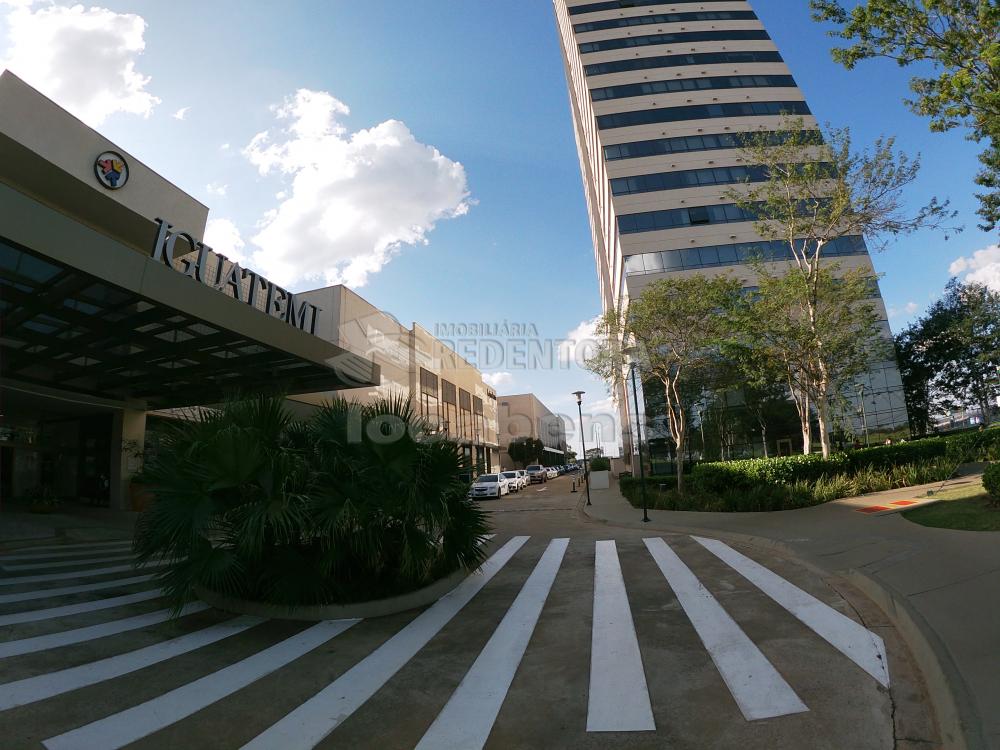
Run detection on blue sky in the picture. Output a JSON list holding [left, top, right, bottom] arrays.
[[1, 0, 995, 456]]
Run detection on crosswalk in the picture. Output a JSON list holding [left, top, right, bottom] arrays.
[[0, 534, 891, 749]]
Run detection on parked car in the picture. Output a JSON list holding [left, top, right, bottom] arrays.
[[469, 474, 509, 499], [545, 466, 559, 480], [516, 469, 529, 488], [500, 471, 522, 492], [526, 464, 547, 484]]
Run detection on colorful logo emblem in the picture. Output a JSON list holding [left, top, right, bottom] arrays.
[[94, 151, 128, 190]]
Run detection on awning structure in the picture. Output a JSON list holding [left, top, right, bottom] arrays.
[[0, 186, 380, 409]]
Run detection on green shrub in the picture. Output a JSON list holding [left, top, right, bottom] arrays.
[[844, 438, 946, 470], [945, 428, 1000, 462], [134, 395, 490, 610], [983, 463, 1000, 505], [589, 457, 611, 471]]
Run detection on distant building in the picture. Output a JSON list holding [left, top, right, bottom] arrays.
[[497, 394, 568, 468], [297, 285, 500, 472]]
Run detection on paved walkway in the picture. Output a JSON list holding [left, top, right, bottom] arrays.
[[584, 472, 998, 750], [0, 477, 924, 749]]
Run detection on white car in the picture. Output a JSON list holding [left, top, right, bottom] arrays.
[[469, 473, 509, 499], [516, 469, 529, 488], [545, 467, 559, 479], [500, 471, 522, 492]]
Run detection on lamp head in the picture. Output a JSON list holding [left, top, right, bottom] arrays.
[[572, 390, 585, 405]]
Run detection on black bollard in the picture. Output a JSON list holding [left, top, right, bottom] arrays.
[[571, 480, 577, 493]]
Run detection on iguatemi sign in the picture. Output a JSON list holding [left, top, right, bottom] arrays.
[[151, 218, 320, 335]]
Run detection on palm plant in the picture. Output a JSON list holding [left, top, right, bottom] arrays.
[[134, 394, 489, 611]]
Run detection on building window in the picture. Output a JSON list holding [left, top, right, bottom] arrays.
[[597, 100, 811, 131], [574, 10, 757, 33], [473, 396, 484, 443], [570, 0, 712, 14], [441, 379, 457, 438], [603, 130, 817, 162], [419, 368, 439, 427], [585, 50, 783, 78], [579, 29, 770, 55], [459, 388, 472, 441], [591, 75, 796, 103]]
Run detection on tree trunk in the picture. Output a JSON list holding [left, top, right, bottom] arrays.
[[675, 427, 685, 494], [761, 423, 769, 458], [816, 388, 832, 459]]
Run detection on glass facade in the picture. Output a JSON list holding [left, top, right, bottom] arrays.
[[570, 0, 709, 13], [591, 74, 796, 102], [611, 164, 770, 196], [574, 10, 757, 33], [580, 29, 770, 54], [623, 235, 870, 275], [603, 130, 816, 162], [597, 100, 811, 130], [586, 51, 783, 77]]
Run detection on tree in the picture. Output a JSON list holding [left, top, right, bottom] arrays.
[[726, 118, 955, 457], [895, 324, 935, 435], [586, 275, 742, 493], [906, 279, 1000, 423], [507, 437, 544, 468], [734, 266, 887, 457], [584, 447, 604, 460], [810, 0, 1000, 230]]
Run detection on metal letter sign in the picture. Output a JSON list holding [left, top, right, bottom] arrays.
[[150, 218, 320, 335]]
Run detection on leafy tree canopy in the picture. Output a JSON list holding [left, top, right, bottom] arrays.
[[811, 0, 1000, 229]]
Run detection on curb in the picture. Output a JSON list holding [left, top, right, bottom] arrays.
[[194, 566, 470, 621], [577, 493, 984, 750]]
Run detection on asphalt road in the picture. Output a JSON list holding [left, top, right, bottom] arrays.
[[0, 475, 931, 749]]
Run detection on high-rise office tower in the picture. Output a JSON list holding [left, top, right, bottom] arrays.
[[554, 0, 908, 457]]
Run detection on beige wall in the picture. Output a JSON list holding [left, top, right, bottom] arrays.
[[0, 71, 208, 255], [497, 393, 567, 468], [292, 285, 500, 468]]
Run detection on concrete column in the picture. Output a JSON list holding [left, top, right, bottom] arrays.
[[109, 409, 146, 510]]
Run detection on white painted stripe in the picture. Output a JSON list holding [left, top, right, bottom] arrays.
[[587, 540, 655, 732], [0, 543, 132, 562], [0, 540, 131, 557], [0, 575, 154, 604], [241, 535, 530, 750], [0, 602, 209, 658], [43, 619, 358, 750], [0, 615, 262, 710], [692, 536, 890, 687], [643, 537, 808, 720], [416, 538, 569, 750], [1, 554, 134, 571], [0, 562, 162, 586], [0, 589, 163, 627]]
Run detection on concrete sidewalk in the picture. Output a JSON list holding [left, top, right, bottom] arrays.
[[582, 474, 999, 750], [0, 506, 135, 549]]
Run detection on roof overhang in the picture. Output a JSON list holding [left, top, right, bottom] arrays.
[[0, 182, 379, 409]]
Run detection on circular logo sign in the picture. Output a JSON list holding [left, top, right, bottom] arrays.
[[94, 151, 128, 190]]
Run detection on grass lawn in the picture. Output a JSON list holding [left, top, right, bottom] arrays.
[[903, 483, 1000, 531]]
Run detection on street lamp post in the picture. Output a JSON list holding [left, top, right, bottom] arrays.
[[856, 383, 870, 447], [629, 362, 650, 522], [573, 390, 592, 507]]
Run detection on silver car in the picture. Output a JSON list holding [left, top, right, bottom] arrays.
[[470, 474, 509, 499]]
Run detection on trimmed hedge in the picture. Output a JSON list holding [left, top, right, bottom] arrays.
[[589, 457, 611, 471], [983, 463, 1000, 501], [690, 435, 976, 492], [946, 428, 1000, 462]]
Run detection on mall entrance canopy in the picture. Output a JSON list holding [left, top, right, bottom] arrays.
[[0, 186, 379, 409]]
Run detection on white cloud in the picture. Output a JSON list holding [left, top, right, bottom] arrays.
[[949, 244, 1000, 291], [220, 143, 230, 151], [242, 89, 471, 288], [172, 106, 189, 121], [0, 2, 159, 126], [559, 316, 601, 368], [203, 218, 248, 265], [887, 301, 919, 318], [482, 371, 514, 389], [205, 182, 227, 197]]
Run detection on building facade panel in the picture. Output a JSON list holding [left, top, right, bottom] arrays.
[[555, 0, 909, 460]]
